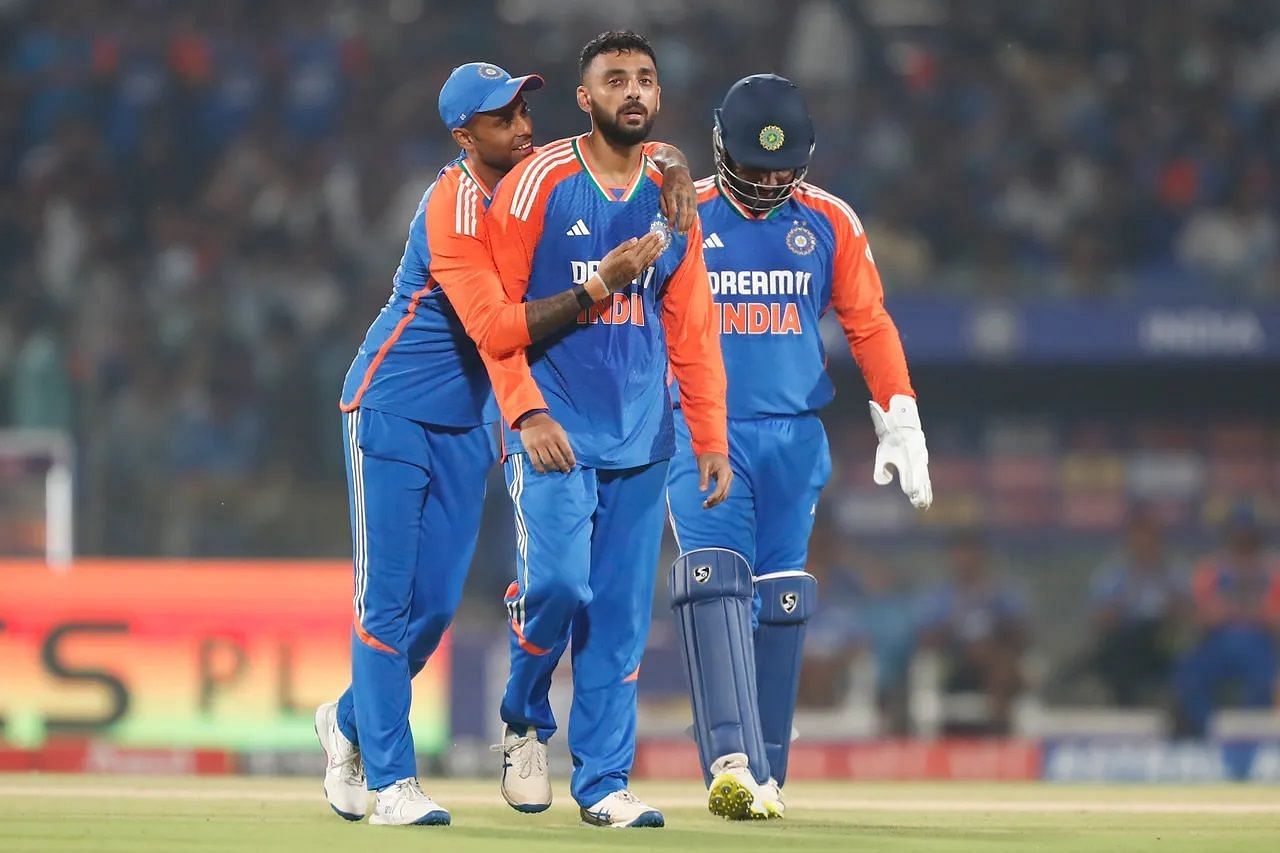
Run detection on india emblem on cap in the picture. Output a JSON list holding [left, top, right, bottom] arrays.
[[478, 64, 503, 79], [759, 125, 785, 151]]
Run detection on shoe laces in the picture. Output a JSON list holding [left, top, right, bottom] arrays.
[[491, 734, 546, 779], [329, 731, 366, 786], [389, 777, 429, 801], [335, 748, 365, 786], [613, 790, 641, 806]]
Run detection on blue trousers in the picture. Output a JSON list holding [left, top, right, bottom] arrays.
[[1175, 625, 1278, 737], [335, 407, 495, 790], [666, 411, 831, 574], [501, 454, 669, 807], [666, 411, 828, 784]]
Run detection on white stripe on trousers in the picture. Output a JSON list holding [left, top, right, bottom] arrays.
[[664, 488, 682, 554], [347, 410, 368, 622], [346, 410, 359, 619], [505, 454, 530, 627]]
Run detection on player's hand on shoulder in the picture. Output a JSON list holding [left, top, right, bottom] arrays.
[[869, 394, 932, 509], [598, 232, 666, 293], [697, 451, 732, 509], [518, 412, 576, 474], [658, 164, 697, 234]]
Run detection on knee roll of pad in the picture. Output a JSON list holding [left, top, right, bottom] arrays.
[[670, 548, 770, 786], [754, 571, 816, 787]]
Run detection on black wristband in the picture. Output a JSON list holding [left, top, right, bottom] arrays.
[[514, 408, 549, 428], [573, 282, 595, 309]]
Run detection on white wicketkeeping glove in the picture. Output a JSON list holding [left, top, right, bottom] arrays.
[[869, 394, 933, 510]]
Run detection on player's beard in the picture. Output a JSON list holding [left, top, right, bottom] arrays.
[[593, 99, 655, 147]]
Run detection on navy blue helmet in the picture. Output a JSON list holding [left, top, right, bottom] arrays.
[[713, 74, 815, 214]]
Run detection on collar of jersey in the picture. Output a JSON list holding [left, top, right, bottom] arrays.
[[457, 158, 493, 202], [715, 175, 788, 221], [572, 135, 648, 203]]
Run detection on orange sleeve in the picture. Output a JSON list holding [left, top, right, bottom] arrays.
[[424, 171, 531, 359], [474, 156, 552, 426], [825, 200, 915, 409], [640, 141, 664, 158], [1192, 562, 1228, 627], [662, 218, 728, 457], [1263, 566, 1280, 628], [485, 163, 544, 303], [479, 347, 545, 428]]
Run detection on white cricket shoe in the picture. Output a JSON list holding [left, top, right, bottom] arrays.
[[707, 753, 770, 820], [314, 701, 367, 821], [368, 777, 451, 826], [761, 777, 785, 819], [579, 790, 665, 828], [494, 725, 551, 813]]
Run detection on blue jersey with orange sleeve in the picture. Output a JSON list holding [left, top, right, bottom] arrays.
[[1191, 555, 1280, 628], [341, 157, 514, 427], [674, 177, 914, 418], [484, 135, 728, 469]]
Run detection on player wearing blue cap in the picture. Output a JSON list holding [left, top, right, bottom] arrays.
[[665, 74, 933, 820], [314, 61, 696, 827]]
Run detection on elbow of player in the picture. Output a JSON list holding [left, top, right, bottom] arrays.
[[474, 332, 522, 360], [467, 313, 525, 360], [851, 320, 891, 345]]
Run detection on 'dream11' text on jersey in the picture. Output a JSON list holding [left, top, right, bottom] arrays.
[[674, 176, 914, 418]]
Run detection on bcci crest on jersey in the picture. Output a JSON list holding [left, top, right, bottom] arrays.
[[786, 223, 817, 256], [649, 214, 673, 252]]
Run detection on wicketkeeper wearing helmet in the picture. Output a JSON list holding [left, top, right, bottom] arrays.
[[665, 73, 933, 820]]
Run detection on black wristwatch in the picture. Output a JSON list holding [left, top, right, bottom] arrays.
[[573, 282, 596, 309]]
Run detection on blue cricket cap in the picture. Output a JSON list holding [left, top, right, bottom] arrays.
[[438, 62, 544, 131]]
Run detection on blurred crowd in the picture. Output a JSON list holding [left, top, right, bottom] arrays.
[[801, 505, 1280, 737], [5, 1, 1280, 552], [2, 1, 1280, 727]]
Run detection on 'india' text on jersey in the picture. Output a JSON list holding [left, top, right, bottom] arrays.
[[674, 176, 911, 417]]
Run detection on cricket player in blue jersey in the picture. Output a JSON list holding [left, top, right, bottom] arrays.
[[314, 60, 695, 827], [483, 31, 732, 829], [666, 74, 933, 819]]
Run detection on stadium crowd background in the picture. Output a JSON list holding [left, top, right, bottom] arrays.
[[3, 0, 1280, 736]]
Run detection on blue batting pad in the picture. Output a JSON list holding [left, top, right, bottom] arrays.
[[670, 548, 770, 786], [754, 570, 816, 786]]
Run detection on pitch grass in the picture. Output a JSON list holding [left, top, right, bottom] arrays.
[[2, 775, 1280, 852]]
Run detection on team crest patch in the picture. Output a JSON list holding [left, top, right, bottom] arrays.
[[477, 64, 503, 79], [786, 223, 816, 256], [693, 565, 712, 584], [649, 214, 673, 253], [759, 125, 785, 151], [781, 592, 798, 613]]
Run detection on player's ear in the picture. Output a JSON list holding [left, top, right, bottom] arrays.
[[452, 127, 477, 153], [576, 85, 590, 115], [653, 84, 661, 115]]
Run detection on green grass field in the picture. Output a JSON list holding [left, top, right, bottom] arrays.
[[2, 775, 1279, 852]]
